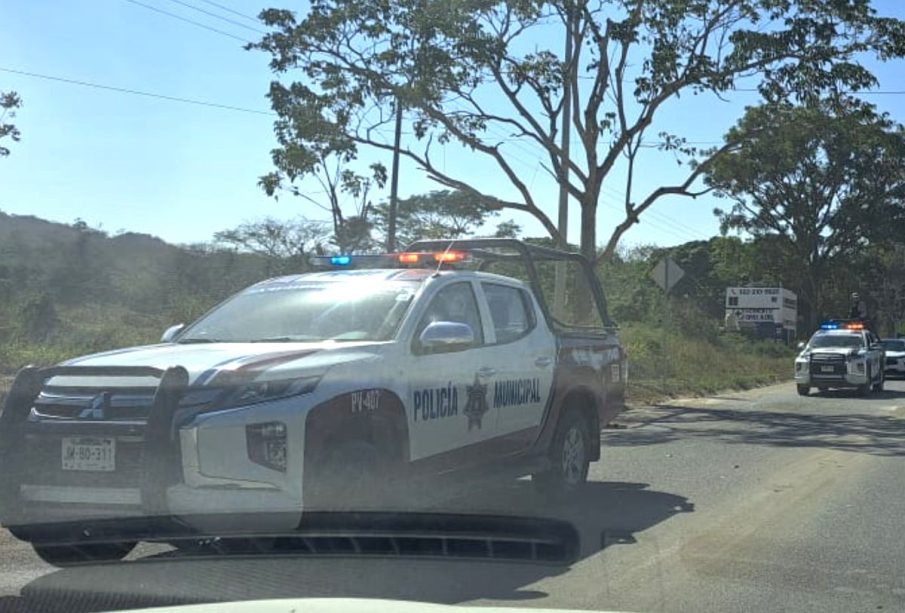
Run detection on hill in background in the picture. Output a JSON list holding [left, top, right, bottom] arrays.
[[0, 211, 276, 371]]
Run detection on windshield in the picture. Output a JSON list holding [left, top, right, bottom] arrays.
[[808, 334, 864, 349], [179, 280, 419, 342], [882, 340, 905, 352]]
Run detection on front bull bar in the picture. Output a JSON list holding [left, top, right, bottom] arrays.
[[0, 364, 189, 527]]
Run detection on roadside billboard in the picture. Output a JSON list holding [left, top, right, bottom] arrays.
[[726, 287, 797, 340]]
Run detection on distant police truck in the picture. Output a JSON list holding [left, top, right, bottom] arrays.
[[725, 286, 797, 343], [0, 239, 627, 566]]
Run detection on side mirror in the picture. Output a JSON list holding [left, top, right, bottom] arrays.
[[797, 341, 806, 351], [419, 321, 475, 351], [161, 323, 185, 343]]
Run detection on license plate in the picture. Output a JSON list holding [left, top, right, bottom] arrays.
[[61, 437, 115, 472], [820, 365, 835, 373]]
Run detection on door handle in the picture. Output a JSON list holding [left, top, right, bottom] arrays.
[[477, 367, 497, 378], [534, 357, 553, 368]]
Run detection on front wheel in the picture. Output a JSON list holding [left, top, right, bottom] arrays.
[[32, 541, 136, 567], [533, 410, 591, 498], [306, 440, 381, 512], [858, 366, 872, 397], [796, 385, 810, 396]]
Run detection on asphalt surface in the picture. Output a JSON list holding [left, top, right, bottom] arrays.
[[1, 379, 904, 612]]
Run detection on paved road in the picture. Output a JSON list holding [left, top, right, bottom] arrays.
[[1, 380, 904, 612]]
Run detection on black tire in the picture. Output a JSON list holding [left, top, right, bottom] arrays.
[[858, 366, 872, 397], [532, 410, 591, 498], [796, 385, 810, 396], [306, 440, 380, 511], [32, 541, 136, 567]]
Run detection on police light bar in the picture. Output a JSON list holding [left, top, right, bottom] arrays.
[[310, 250, 472, 269], [819, 319, 866, 331], [396, 251, 470, 265], [309, 254, 394, 268], [433, 250, 467, 262]]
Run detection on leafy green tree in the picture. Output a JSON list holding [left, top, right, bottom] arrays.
[[708, 97, 905, 328], [258, 134, 386, 253], [215, 217, 329, 274], [250, 0, 905, 261], [371, 189, 505, 247], [0, 91, 22, 157]]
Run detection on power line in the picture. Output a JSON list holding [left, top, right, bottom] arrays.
[[0, 67, 275, 116], [161, 0, 266, 34], [197, 0, 260, 23], [121, 0, 252, 44], [601, 185, 712, 241]]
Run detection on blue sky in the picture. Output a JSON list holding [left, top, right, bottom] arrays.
[[1, 0, 904, 250]]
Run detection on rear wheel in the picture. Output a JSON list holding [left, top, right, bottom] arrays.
[[796, 385, 810, 396], [32, 541, 136, 567], [533, 410, 591, 498]]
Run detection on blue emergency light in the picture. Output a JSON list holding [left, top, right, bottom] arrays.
[[820, 322, 839, 330], [311, 251, 470, 269]]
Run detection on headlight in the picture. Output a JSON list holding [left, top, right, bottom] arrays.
[[223, 376, 321, 409], [849, 360, 865, 374]]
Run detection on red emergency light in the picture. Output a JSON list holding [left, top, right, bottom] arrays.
[[398, 253, 421, 264], [432, 251, 467, 262], [396, 251, 469, 265]]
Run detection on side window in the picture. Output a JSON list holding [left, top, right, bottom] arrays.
[[482, 283, 534, 344], [414, 282, 484, 351]]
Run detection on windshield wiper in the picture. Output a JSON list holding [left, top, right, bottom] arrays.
[[177, 338, 224, 344]]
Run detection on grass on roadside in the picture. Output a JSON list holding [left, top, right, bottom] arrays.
[[0, 304, 166, 375], [1, 311, 795, 407], [622, 323, 793, 405]]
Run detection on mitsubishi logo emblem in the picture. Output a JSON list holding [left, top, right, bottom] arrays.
[[79, 392, 110, 420]]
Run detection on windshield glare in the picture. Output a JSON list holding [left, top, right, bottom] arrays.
[[179, 281, 419, 343], [808, 334, 864, 349]]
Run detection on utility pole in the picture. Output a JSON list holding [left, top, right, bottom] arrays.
[[553, 10, 574, 318], [387, 101, 403, 252]]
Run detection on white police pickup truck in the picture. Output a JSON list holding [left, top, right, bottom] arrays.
[[794, 320, 885, 396], [0, 239, 626, 565]]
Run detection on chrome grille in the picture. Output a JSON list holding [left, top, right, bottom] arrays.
[[810, 353, 846, 362], [32, 387, 157, 421]]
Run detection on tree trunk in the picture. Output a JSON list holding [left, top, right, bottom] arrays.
[[580, 202, 596, 261]]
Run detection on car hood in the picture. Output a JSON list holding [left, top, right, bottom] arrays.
[[124, 598, 623, 613], [885, 350, 905, 359], [59, 341, 388, 386], [802, 347, 860, 357]]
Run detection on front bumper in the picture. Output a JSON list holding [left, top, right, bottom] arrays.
[[885, 358, 905, 375], [795, 364, 868, 388], [0, 366, 302, 539]]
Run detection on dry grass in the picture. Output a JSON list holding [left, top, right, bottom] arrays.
[[622, 324, 792, 405]]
